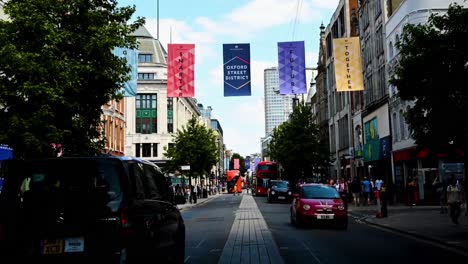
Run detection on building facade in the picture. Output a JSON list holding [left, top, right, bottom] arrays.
[[386, 0, 468, 203], [124, 26, 201, 168], [358, 0, 391, 186], [323, 0, 361, 180]]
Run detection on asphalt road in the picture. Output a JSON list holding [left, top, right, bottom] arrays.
[[182, 194, 242, 263], [254, 195, 467, 264]]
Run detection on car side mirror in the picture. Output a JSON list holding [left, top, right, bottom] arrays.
[[292, 193, 300, 199]]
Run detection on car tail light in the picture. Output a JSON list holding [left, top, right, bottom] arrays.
[[120, 207, 134, 236]]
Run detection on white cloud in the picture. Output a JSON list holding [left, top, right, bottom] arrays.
[[309, 0, 340, 10], [144, 18, 216, 64], [306, 51, 319, 68]]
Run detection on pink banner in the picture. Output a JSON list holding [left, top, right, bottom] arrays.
[[234, 158, 240, 170], [167, 44, 195, 97]]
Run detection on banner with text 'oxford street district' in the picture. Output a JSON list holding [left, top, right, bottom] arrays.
[[277, 41, 307, 95], [167, 44, 195, 97], [223, 44, 251, 97]]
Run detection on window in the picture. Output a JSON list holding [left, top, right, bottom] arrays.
[[375, 27, 384, 55], [388, 41, 394, 59], [399, 109, 405, 141], [405, 105, 411, 139], [142, 143, 151, 157], [152, 143, 158, 157], [138, 73, 155, 80], [392, 112, 399, 142], [136, 94, 157, 134], [167, 98, 174, 133], [138, 54, 152, 63], [135, 143, 141, 157], [302, 185, 340, 199]]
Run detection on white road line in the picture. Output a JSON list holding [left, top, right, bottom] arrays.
[[365, 223, 468, 257], [195, 238, 205, 248], [184, 256, 190, 263], [301, 241, 322, 264]]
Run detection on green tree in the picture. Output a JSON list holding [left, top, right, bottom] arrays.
[[229, 153, 246, 176], [164, 116, 219, 184], [389, 3, 468, 190], [269, 104, 329, 187], [0, 0, 144, 159]]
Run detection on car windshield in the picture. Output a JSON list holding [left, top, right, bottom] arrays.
[[271, 181, 288, 189], [302, 185, 340, 199]]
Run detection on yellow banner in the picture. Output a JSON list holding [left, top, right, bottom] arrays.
[[333, 37, 364, 92]]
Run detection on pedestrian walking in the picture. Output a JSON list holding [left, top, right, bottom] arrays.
[[407, 177, 418, 206], [432, 176, 447, 214], [362, 177, 371, 206], [350, 177, 361, 207], [192, 184, 198, 204], [447, 175, 463, 224], [338, 179, 348, 209]]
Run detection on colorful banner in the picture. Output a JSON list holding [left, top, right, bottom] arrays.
[[234, 158, 240, 170], [167, 44, 195, 97], [223, 44, 251, 96], [277, 41, 307, 95], [112, 47, 138, 97], [332, 37, 364, 92], [364, 118, 380, 162]]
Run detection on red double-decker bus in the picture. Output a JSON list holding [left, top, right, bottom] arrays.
[[226, 170, 242, 194], [254, 161, 278, 196]]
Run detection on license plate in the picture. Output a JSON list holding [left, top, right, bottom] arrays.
[[317, 214, 334, 220], [42, 239, 64, 255], [64, 237, 85, 253], [278, 196, 285, 200]]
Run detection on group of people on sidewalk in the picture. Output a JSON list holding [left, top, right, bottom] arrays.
[[173, 183, 222, 204], [432, 175, 465, 224]]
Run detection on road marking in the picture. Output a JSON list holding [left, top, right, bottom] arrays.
[[184, 256, 190, 263], [301, 241, 322, 264], [195, 239, 205, 248], [210, 248, 222, 253], [364, 222, 468, 257], [279, 246, 289, 250]]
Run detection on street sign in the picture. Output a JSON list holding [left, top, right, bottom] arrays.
[[181, 165, 190, 171]]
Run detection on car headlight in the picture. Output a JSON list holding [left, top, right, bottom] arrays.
[[303, 204, 310, 211], [271, 191, 275, 195], [338, 205, 345, 210], [288, 191, 292, 195]]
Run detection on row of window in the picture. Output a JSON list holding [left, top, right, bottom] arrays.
[[135, 95, 174, 134]]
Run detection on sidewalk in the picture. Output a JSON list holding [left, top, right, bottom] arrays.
[[349, 203, 468, 253], [177, 191, 223, 211], [218, 192, 283, 264]]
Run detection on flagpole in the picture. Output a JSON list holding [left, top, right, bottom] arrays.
[[157, 0, 159, 39]]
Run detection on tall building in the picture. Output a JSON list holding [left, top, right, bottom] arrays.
[[263, 67, 294, 137], [125, 26, 200, 168], [322, 0, 361, 180], [386, 0, 468, 202], [358, 0, 391, 184]]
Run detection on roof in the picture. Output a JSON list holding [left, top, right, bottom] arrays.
[[133, 25, 167, 65]]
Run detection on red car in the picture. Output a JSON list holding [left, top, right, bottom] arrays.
[[290, 183, 348, 229]]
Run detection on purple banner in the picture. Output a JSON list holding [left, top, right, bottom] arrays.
[[277, 41, 307, 95]]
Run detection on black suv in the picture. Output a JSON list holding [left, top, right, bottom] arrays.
[[267, 180, 292, 203], [0, 157, 185, 263]]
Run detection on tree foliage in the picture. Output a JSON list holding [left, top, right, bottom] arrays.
[[268, 104, 329, 184], [163, 116, 219, 181], [229, 153, 246, 176], [390, 3, 468, 154], [0, 0, 144, 158]]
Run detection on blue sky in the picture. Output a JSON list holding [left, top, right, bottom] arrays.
[[119, 0, 339, 157]]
